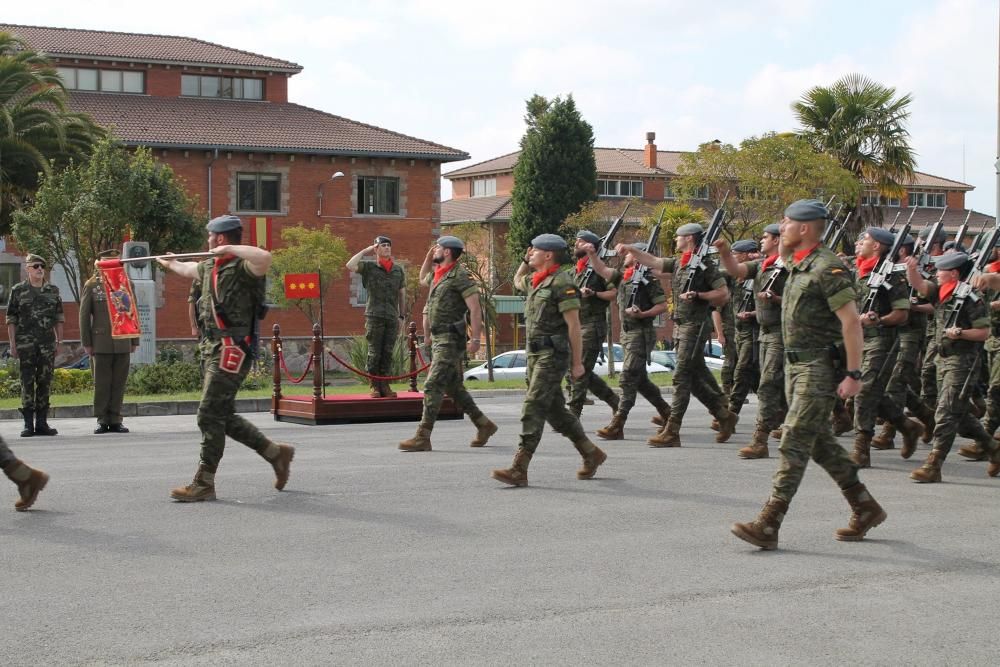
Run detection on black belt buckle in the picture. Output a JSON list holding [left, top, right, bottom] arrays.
[[786, 350, 799, 363]]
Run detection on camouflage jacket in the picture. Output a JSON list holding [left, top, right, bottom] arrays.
[[195, 257, 266, 341], [660, 254, 725, 325], [608, 267, 666, 332], [781, 246, 858, 352], [6, 281, 64, 346], [573, 261, 611, 326], [518, 265, 581, 345], [745, 255, 787, 332], [358, 260, 405, 321], [925, 279, 990, 358], [427, 263, 478, 338]]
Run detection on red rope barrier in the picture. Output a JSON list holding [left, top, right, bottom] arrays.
[[326, 348, 430, 381], [277, 349, 314, 384]]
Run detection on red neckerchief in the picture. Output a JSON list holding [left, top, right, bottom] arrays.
[[623, 267, 635, 282], [378, 257, 394, 273], [433, 262, 455, 285], [679, 251, 693, 268], [939, 279, 958, 303], [988, 260, 1000, 274], [856, 254, 880, 278], [214, 254, 235, 269], [531, 264, 562, 288], [761, 254, 779, 270], [792, 244, 819, 265], [575, 258, 588, 274]]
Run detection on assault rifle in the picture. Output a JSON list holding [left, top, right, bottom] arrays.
[[953, 209, 973, 249], [680, 193, 730, 360], [827, 211, 852, 254], [886, 211, 902, 233], [580, 202, 629, 286], [968, 218, 991, 261], [944, 224, 1000, 330], [908, 208, 947, 303], [624, 207, 665, 310], [821, 204, 846, 245], [861, 220, 913, 315]]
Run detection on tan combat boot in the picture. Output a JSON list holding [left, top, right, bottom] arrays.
[[262, 443, 295, 490], [731, 496, 789, 550], [831, 402, 854, 436], [770, 427, 783, 440], [894, 417, 923, 460], [851, 432, 872, 468], [399, 426, 433, 452], [380, 381, 398, 399], [596, 413, 626, 440], [369, 381, 382, 399], [912, 403, 936, 443], [647, 419, 682, 448], [651, 399, 672, 429], [607, 392, 620, 416], [491, 447, 532, 487], [170, 466, 216, 502], [573, 440, 607, 479], [871, 423, 896, 450], [957, 442, 987, 461], [737, 429, 770, 459], [651, 414, 665, 427], [835, 483, 887, 541], [910, 449, 944, 483], [3, 460, 49, 512], [715, 409, 738, 443], [470, 414, 498, 447], [988, 446, 1000, 478]]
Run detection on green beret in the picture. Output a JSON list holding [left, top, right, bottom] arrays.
[[206, 214, 242, 233], [576, 230, 601, 246], [866, 227, 895, 246], [943, 241, 968, 253], [437, 235, 464, 250], [763, 223, 781, 236], [676, 223, 704, 237], [531, 233, 568, 251], [935, 252, 970, 271], [24, 253, 46, 267], [732, 240, 757, 253], [784, 199, 828, 222]]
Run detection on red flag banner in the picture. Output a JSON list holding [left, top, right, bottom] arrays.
[[284, 273, 321, 299], [249, 216, 272, 250], [95, 259, 141, 339]]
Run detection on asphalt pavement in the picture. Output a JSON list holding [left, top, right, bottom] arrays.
[[2, 395, 999, 665]]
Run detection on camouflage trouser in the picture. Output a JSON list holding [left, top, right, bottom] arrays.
[[984, 340, 1000, 434], [920, 336, 938, 407], [932, 353, 995, 457], [197, 342, 275, 471], [618, 326, 666, 417], [0, 437, 15, 468], [365, 316, 399, 379], [670, 322, 727, 423], [884, 332, 924, 415], [854, 330, 903, 435], [568, 321, 617, 414], [720, 311, 737, 391], [728, 326, 759, 415], [519, 350, 587, 454], [420, 335, 483, 429], [771, 358, 859, 504], [17, 342, 56, 413], [755, 331, 787, 433]]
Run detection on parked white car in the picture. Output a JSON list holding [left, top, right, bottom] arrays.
[[465, 344, 670, 381]]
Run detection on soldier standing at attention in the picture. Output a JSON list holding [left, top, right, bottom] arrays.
[[346, 236, 406, 398], [850, 228, 923, 467], [715, 224, 788, 459], [0, 437, 48, 511], [399, 236, 496, 452], [622, 224, 737, 448], [6, 253, 63, 438], [567, 230, 620, 419], [584, 242, 672, 441], [492, 234, 607, 486], [80, 250, 139, 434], [906, 253, 1000, 482], [731, 199, 885, 551], [157, 215, 294, 502]]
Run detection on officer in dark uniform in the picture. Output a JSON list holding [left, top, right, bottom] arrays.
[[157, 215, 294, 502], [80, 249, 139, 434]]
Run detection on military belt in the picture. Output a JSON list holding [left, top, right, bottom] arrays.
[[430, 322, 465, 336], [784, 348, 830, 363], [528, 336, 555, 353]]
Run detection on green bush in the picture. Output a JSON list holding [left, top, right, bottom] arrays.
[[0, 366, 93, 398], [345, 334, 410, 378], [126, 361, 203, 394]]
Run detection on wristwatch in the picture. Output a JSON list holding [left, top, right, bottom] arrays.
[[845, 369, 862, 380]]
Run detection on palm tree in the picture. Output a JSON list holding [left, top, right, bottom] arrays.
[[793, 74, 916, 202], [0, 31, 104, 233]]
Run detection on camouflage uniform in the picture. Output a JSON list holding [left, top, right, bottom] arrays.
[[80, 271, 137, 431], [718, 272, 738, 398], [981, 277, 1000, 437], [193, 257, 278, 471], [567, 262, 619, 417], [728, 274, 760, 417], [357, 260, 406, 392], [878, 285, 932, 445], [6, 279, 63, 417]]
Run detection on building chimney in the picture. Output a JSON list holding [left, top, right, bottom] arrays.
[[707, 139, 722, 152], [644, 131, 657, 169]]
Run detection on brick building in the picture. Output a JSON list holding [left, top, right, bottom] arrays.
[[1, 24, 467, 347]]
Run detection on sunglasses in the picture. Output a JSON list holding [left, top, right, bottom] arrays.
[[28, 264, 45, 270]]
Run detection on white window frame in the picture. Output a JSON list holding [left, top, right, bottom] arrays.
[[472, 177, 497, 198], [598, 179, 643, 198], [58, 66, 143, 94]]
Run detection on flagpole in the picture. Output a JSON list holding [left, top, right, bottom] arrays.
[[318, 267, 325, 398]]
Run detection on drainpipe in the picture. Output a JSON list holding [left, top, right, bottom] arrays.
[[206, 148, 219, 217]]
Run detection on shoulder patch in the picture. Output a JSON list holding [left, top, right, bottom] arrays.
[[829, 268, 844, 275], [564, 288, 578, 296]]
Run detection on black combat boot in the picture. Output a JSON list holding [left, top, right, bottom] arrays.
[[34, 409, 58, 436], [19, 408, 34, 437]]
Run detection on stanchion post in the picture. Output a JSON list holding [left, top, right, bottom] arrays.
[[312, 323, 323, 401], [408, 321, 419, 393], [271, 324, 282, 419]]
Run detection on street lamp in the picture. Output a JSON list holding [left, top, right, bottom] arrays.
[[316, 171, 345, 216]]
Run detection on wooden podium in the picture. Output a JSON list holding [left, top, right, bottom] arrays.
[[270, 323, 463, 426]]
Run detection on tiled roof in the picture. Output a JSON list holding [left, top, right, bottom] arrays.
[[444, 152, 520, 178], [1, 23, 301, 72], [441, 196, 512, 223], [67, 92, 468, 160], [896, 171, 973, 191]]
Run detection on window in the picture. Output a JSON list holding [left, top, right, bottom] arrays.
[[664, 183, 709, 200], [357, 176, 400, 215], [472, 177, 496, 198], [908, 191, 946, 208], [597, 179, 643, 198], [181, 74, 264, 100], [237, 173, 281, 212], [0, 263, 21, 309], [862, 191, 901, 207], [57, 67, 143, 93]]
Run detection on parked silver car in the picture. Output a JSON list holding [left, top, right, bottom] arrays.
[[465, 344, 670, 381]]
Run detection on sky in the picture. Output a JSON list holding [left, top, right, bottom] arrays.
[[5, 0, 999, 213]]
